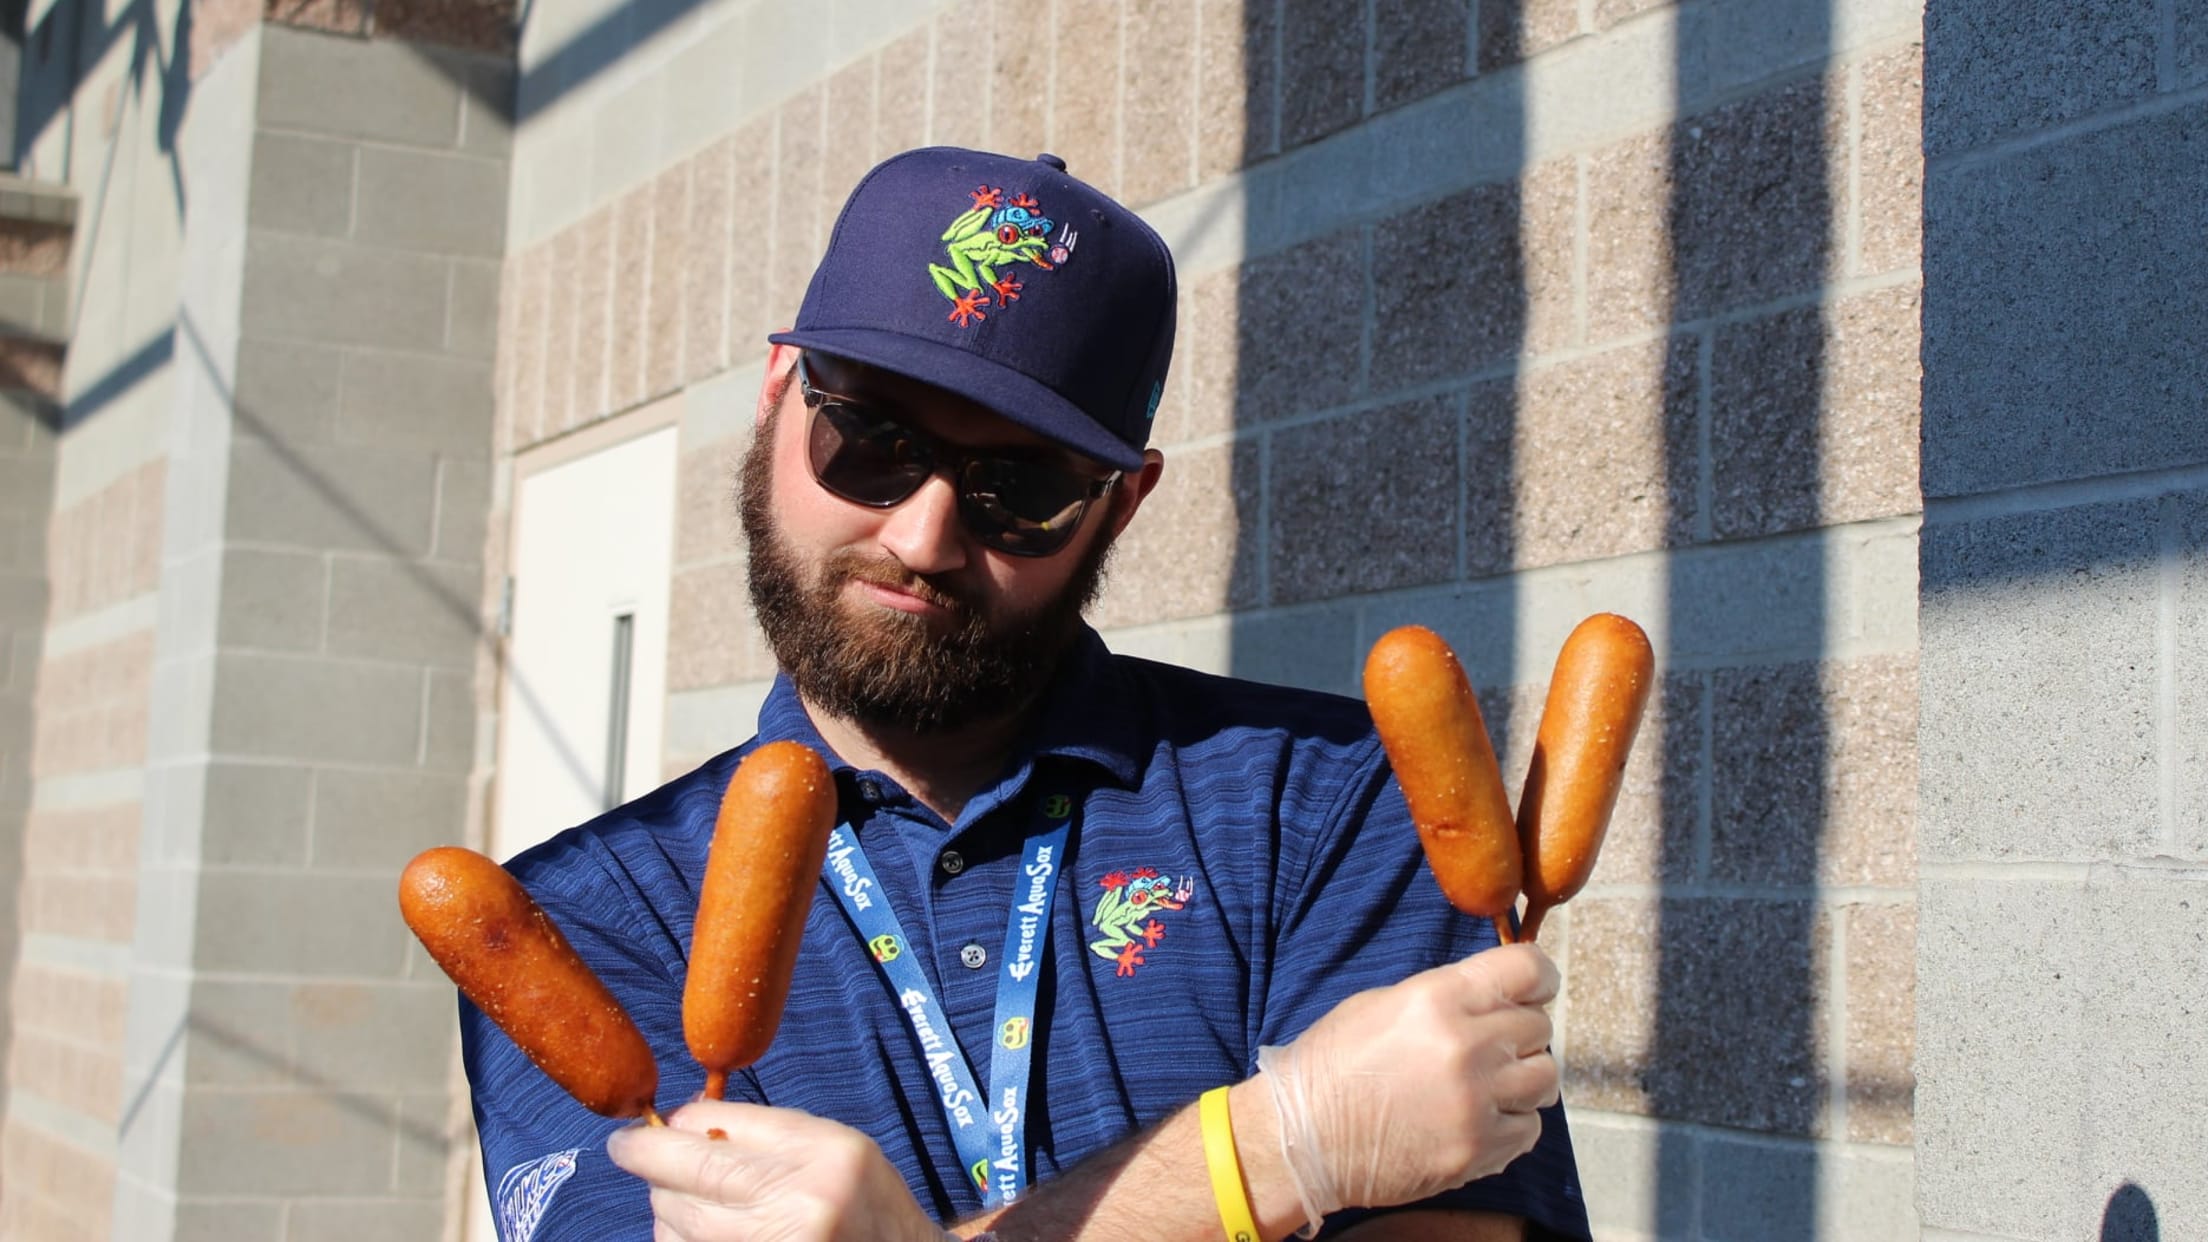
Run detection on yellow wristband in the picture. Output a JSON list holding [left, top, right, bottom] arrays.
[[1199, 1085, 1262, 1242]]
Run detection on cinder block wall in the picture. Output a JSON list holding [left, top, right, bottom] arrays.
[[488, 1, 1923, 1238], [0, 5, 513, 1240], [1916, 4, 2207, 1239], [2, 0, 193, 1226]]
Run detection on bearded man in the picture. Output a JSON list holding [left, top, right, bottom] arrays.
[[463, 148, 1592, 1242]]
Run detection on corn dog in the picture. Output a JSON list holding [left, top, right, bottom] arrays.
[[400, 846, 660, 1119], [1515, 613, 1654, 943], [684, 741, 839, 1099], [1364, 625, 1523, 938]]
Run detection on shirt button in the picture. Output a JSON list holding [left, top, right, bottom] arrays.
[[857, 777, 883, 802], [959, 943, 988, 970], [939, 850, 965, 876]]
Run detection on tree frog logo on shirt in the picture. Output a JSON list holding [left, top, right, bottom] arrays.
[[868, 934, 903, 963], [931, 185, 1074, 327], [1088, 867, 1196, 977]]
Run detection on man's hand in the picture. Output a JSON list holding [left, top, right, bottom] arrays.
[[606, 1101, 953, 1242], [1255, 943, 1561, 1222]]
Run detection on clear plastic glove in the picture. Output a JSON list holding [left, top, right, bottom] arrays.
[[606, 1100, 955, 1242], [1254, 943, 1561, 1234]]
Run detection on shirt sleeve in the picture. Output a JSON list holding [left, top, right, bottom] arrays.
[[1256, 739, 1592, 1241], [459, 846, 735, 1242]]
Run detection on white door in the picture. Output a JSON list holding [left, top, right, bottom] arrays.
[[493, 423, 678, 859], [469, 421, 678, 1242]]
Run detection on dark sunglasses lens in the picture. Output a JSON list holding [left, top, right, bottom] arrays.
[[809, 403, 932, 506], [958, 459, 1094, 556]]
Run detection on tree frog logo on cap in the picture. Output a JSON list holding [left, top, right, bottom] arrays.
[[1039, 793, 1072, 819], [868, 934, 903, 963], [998, 1016, 1030, 1050], [930, 186, 1066, 328]]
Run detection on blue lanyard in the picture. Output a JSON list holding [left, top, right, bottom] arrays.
[[820, 799, 1072, 1208]]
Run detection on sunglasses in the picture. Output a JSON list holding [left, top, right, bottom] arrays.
[[796, 355, 1119, 558]]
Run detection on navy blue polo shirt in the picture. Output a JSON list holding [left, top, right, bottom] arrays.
[[462, 628, 1590, 1240]]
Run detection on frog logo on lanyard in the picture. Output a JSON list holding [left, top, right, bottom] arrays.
[[930, 185, 1077, 327]]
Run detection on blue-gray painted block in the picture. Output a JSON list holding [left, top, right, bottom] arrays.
[[336, 351, 494, 456], [324, 557, 482, 669], [1920, 500, 2161, 861], [176, 1086, 401, 1196], [232, 338, 343, 446], [247, 132, 353, 237], [224, 438, 438, 557], [171, 1199, 284, 1242], [312, 769, 467, 868], [447, 258, 502, 360], [458, 56, 516, 159], [240, 234, 454, 354], [192, 868, 414, 977], [1923, 103, 2208, 497], [2183, 0, 2208, 87], [287, 1198, 449, 1241], [208, 652, 424, 766], [353, 146, 507, 257], [285, 982, 458, 1093], [257, 25, 463, 148], [1923, 1, 2158, 157], [214, 547, 325, 655], [201, 760, 313, 868]]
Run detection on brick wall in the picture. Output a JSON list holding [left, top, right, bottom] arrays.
[[489, 0, 1924, 1236], [1916, 4, 2208, 1238]]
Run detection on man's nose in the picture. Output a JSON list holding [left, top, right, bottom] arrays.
[[875, 471, 969, 576]]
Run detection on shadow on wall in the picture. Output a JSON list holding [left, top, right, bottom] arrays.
[[1221, 0, 1843, 1236], [2103, 1183, 2160, 1242]]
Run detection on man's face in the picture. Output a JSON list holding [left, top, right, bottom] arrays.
[[738, 352, 1136, 733]]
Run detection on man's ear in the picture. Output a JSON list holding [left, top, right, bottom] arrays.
[[756, 343, 800, 428], [1102, 449, 1166, 542]]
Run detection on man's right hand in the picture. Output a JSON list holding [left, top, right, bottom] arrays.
[[1254, 943, 1562, 1221]]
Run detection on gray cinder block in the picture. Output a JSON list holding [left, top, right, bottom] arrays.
[[208, 652, 425, 767], [257, 25, 464, 148], [1924, 0, 2158, 157], [1920, 500, 2161, 861], [247, 132, 353, 238], [1918, 869, 2208, 1237], [1923, 104, 2208, 496]]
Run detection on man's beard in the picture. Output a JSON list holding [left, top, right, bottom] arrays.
[[738, 404, 1117, 735]]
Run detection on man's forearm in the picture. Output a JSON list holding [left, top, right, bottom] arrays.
[[951, 1080, 1523, 1242]]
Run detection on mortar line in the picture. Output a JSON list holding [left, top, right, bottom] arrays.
[[1694, 327, 1714, 542], [1925, 463, 2208, 525], [2159, 493, 2179, 847], [1927, 80, 2208, 176], [1695, 667, 1714, 881]]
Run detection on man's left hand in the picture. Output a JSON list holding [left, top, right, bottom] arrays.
[[606, 1101, 952, 1242]]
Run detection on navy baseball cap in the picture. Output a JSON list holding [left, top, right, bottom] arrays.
[[769, 147, 1177, 473]]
